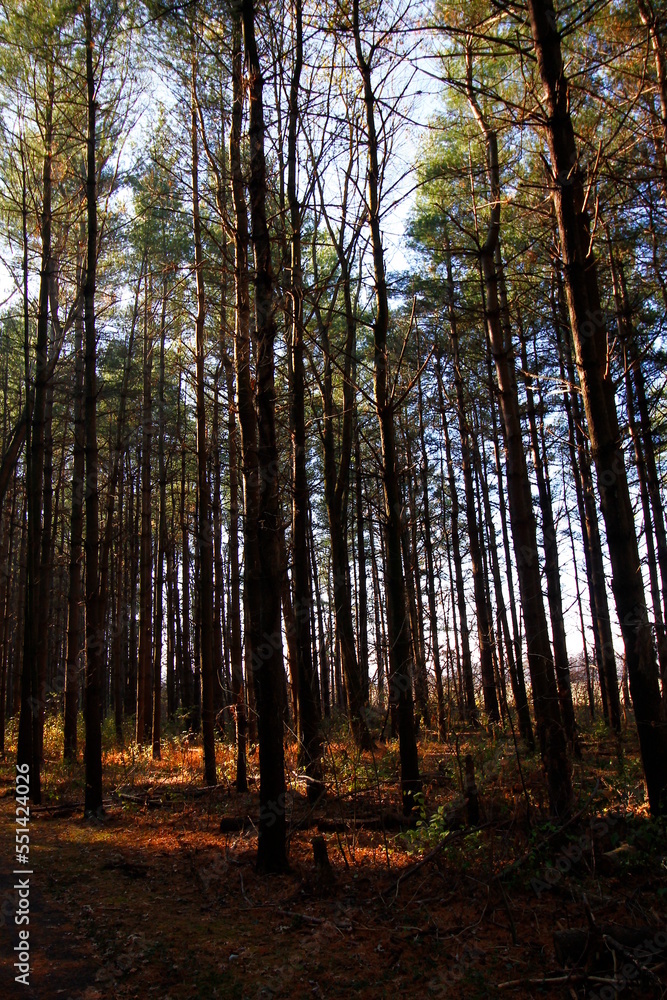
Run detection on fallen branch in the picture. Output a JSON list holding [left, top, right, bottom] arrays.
[[497, 972, 581, 989]]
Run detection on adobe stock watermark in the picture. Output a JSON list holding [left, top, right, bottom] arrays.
[[588, 925, 667, 1000], [14, 763, 31, 986], [530, 811, 623, 898], [428, 940, 486, 995]]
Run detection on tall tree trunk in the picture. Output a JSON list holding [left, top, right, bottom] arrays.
[[527, 0, 667, 814], [137, 273, 153, 745], [555, 290, 620, 728], [400, 421, 431, 729], [64, 260, 85, 761], [518, 320, 577, 751], [191, 31, 217, 788], [152, 275, 168, 760], [166, 528, 177, 720], [484, 354, 534, 745], [438, 384, 476, 720], [287, 0, 322, 778], [17, 57, 55, 804], [562, 459, 596, 719], [179, 394, 192, 715], [309, 508, 330, 717], [476, 387, 534, 748], [36, 365, 54, 764], [83, 2, 103, 815], [242, 0, 288, 871], [353, 0, 420, 813], [354, 418, 369, 704], [126, 456, 139, 716], [225, 359, 247, 791], [230, 7, 261, 758], [212, 362, 225, 723], [368, 508, 385, 708], [637, 0, 667, 203], [443, 233, 499, 724], [312, 224, 370, 744], [417, 356, 445, 738], [113, 460, 125, 743], [613, 252, 667, 673], [467, 48, 571, 816], [609, 250, 667, 693]]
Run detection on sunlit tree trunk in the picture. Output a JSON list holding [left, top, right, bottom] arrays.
[[190, 30, 216, 788], [528, 0, 667, 813]]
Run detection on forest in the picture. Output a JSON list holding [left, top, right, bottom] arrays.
[[1, 0, 667, 996]]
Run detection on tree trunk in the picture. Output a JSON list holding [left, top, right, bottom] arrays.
[[555, 291, 620, 728], [179, 396, 192, 715], [353, 0, 421, 813], [64, 259, 85, 761], [137, 271, 153, 745], [242, 0, 288, 871], [230, 7, 261, 758], [400, 421, 431, 729], [286, 0, 322, 777], [438, 388, 476, 720], [17, 56, 55, 804], [354, 418, 370, 704], [83, 2, 103, 815], [638, 0, 667, 203], [519, 320, 577, 751], [443, 233, 499, 724], [417, 362, 446, 738], [152, 275, 168, 760], [527, 0, 667, 814], [191, 31, 216, 788], [467, 44, 571, 814], [609, 245, 667, 692], [310, 508, 330, 717], [312, 225, 371, 744], [126, 456, 139, 717], [225, 359, 247, 791], [482, 353, 534, 746]]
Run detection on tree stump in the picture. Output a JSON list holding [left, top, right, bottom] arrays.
[[312, 835, 334, 886]]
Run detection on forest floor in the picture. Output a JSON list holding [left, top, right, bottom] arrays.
[[1, 714, 667, 1000]]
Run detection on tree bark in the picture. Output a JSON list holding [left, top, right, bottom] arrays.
[[152, 274, 168, 760], [242, 0, 288, 871], [555, 290, 620, 728], [437, 375, 476, 721], [353, 0, 421, 813], [64, 256, 85, 761], [225, 359, 247, 791], [443, 233, 499, 725], [467, 43, 571, 813], [230, 6, 261, 758], [191, 30, 216, 788], [519, 320, 577, 751], [137, 272, 153, 745], [17, 55, 55, 804], [527, 0, 667, 813], [83, 1, 103, 815]]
